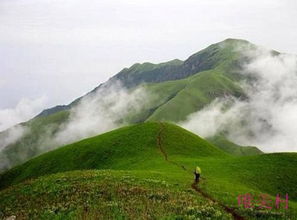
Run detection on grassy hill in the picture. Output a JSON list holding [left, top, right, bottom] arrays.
[[0, 122, 226, 189], [208, 135, 263, 156], [0, 40, 258, 171], [1, 122, 296, 219], [145, 68, 244, 122]]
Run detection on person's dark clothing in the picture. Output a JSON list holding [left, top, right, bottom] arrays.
[[194, 172, 200, 183]]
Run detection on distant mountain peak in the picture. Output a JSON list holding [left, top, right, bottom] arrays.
[[221, 38, 250, 43]]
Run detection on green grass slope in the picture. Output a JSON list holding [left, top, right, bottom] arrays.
[[0, 122, 226, 189], [181, 153, 297, 219], [0, 170, 233, 220], [146, 69, 244, 122], [208, 135, 263, 156], [1, 122, 297, 219]]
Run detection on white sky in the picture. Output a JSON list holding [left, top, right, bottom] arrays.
[[0, 0, 297, 129]]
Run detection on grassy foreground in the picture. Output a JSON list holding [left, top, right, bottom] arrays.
[[1, 122, 296, 219], [0, 170, 232, 220]]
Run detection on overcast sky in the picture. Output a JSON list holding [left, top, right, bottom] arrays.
[[0, 0, 297, 130]]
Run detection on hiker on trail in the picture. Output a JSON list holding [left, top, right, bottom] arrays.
[[194, 166, 201, 183]]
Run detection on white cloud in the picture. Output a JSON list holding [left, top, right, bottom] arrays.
[[0, 125, 28, 152], [180, 99, 246, 138], [0, 96, 47, 131], [53, 81, 149, 145], [181, 45, 297, 152], [0, 81, 150, 170]]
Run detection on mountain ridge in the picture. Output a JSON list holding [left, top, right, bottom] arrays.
[[36, 38, 251, 118]]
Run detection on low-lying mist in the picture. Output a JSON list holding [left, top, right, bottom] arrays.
[[0, 81, 150, 170], [53, 82, 148, 146], [181, 45, 297, 152], [0, 97, 46, 132]]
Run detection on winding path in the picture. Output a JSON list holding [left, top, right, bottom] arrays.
[[156, 122, 245, 220]]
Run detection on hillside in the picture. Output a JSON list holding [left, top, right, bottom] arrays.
[[144, 68, 244, 122], [0, 122, 226, 189], [0, 110, 70, 170], [208, 135, 263, 156], [0, 170, 233, 220], [1, 122, 296, 219], [0, 39, 264, 171]]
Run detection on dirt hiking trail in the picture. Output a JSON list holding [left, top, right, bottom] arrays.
[[157, 122, 245, 220]]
